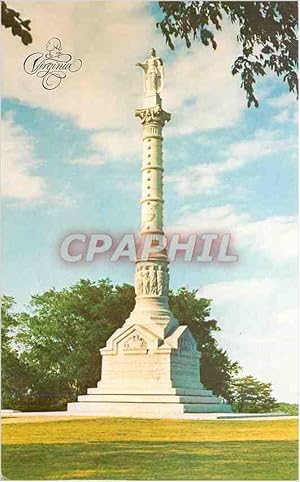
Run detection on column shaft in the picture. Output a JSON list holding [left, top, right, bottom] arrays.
[[141, 124, 163, 235]]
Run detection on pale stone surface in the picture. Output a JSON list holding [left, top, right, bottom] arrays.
[[136, 48, 164, 106], [68, 320, 232, 416], [68, 402, 231, 417], [67, 50, 232, 418]]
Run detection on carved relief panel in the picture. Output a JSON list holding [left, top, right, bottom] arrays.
[[179, 333, 196, 353], [135, 264, 169, 296], [122, 332, 147, 351]]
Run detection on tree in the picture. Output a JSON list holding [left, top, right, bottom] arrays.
[[273, 402, 298, 416], [157, 1, 298, 107], [1, 1, 32, 45], [2, 280, 238, 410], [229, 375, 277, 413], [1, 296, 34, 408], [7, 279, 135, 410]]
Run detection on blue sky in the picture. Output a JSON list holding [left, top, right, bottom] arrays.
[[3, 1, 298, 402]]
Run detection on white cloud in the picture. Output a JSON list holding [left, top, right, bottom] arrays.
[[2, 112, 76, 207], [70, 126, 141, 165], [2, 112, 47, 202], [268, 93, 297, 109], [48, 185, 78, 209], [273, 109, 291, 124], [163, 23, 245, 134], [166, 128, 296, 196], [198, 277, 298, 402], [274, 307, 298, 327], [3, 2, 247, 164], [171, 204, 298, 263], [166, 158, 241, 196], [3, 2, 160, 131], [70, 154, 105, 167], [90, 127, 141, 161], [240, 215, 298, 263], [199, 278, 275, 304], [172, 204, 248, 232], [268, 93, 298, 125]]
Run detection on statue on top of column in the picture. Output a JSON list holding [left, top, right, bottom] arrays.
[[136, 48, 164, 97]]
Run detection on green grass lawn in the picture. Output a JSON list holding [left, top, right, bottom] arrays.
[[2, 417, 298, 480]]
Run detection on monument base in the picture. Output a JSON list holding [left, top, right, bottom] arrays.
[[68, 392, 231, 417], [68, 403, 231, 418], [67, 319, 232, 417]]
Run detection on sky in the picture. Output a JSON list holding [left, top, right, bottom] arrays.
[[2, 1, 298, 403]]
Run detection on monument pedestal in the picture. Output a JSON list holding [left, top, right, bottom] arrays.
[[68, 309, 232, 417]]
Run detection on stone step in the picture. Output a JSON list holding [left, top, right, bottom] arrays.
[[184, 403, 232, 413], [78, 394, 221, 404], [67, 401, 232, 417], [87, 386, 213, 397]]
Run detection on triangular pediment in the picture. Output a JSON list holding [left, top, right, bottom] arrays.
[[101, 323, 161, 355], [119, 330, 148, 352]]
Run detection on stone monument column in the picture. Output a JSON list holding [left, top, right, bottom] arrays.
[[124, 53, 176, 336], [67, 49, 232, 417], [123, 48, 178, 337]]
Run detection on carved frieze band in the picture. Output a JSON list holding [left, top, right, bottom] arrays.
[[135, 264, 169, 296]]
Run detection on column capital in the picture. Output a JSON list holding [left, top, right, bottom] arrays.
[[135, 105, 171, 127]]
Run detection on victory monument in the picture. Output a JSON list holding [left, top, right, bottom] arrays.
[[68, 49, 231, 417]]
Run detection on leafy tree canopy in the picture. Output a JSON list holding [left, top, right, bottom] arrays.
[[229, 375, 277, 413], [1, 1, 32, 45], [157, 1, 298, 107], [274, 402, 298, 416], [2, 295, 35, 408]]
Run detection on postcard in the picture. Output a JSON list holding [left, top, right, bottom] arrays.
[[2, 1, 298, 480]]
